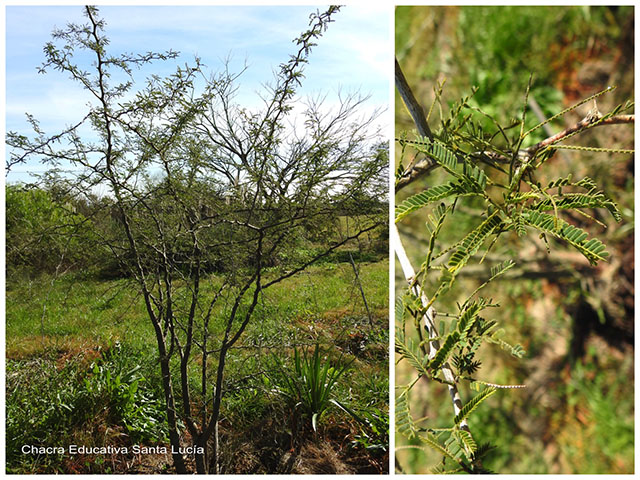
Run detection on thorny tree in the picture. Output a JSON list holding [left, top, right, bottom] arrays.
[[7, 6, 387, 473]]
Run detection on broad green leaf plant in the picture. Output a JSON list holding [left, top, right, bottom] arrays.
[[394, 59, 633, 473]]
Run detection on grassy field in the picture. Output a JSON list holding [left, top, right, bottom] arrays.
[[7, 257, 389, 474]]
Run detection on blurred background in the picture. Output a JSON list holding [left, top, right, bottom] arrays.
[[395, 6, 633, 474]]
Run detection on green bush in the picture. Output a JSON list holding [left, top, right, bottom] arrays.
[[6, 185, 95, 274], [82, 343, 169, 444], [6, 344, 168, 473], [269, 343, 352, 432]]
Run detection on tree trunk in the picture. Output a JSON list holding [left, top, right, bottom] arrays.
[[213, 420, 220, 474], [159, 355, 187, 473], [194, 435, 208, 474]]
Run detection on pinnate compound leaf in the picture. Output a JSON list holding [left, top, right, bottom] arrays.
[[396, 393, 418, 440], [430, 140, 459, 174], [521, 210, 609, 264], [456, 303, 483, 339], [395, 337, 430, 379], [487, 328, 526, 357], [455, 429, 477, 460], [448, 212, 502, 274], [419, 432, 461, 464], [473, 443, 498, 464], [453, 387, 496, 427], [430, 331, 460, 371], [470, 380, 526, 390], [395, 183, 459, 222], [531, 192, 621, 222], [490, 259, 516, 279]]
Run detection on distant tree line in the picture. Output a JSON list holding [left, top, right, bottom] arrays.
[[7, 142, 387, 279]]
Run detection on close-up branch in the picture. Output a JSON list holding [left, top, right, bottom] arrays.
[[395, 58, 635, 192], [393, 225, 467, 427], [394, 13, 633, 470]]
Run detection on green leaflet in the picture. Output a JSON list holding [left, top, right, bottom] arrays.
[[521, 210, 609, 264], [430, 331, 460, 371], [546, 174, 573, 189], [395, 182, 459, 222], [462, 162, 488, 191], [453, 387, 496, 427], [575, 176, 597, 190], [512, 212, 527, 237], [530, 192, 622, 222], [448, 212, 502, 274]]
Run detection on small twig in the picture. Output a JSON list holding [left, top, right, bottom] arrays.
[[395, 57, 433, 142], [393, 225, 468, 430], [528, 97, 555, 137], [525, 114, 634, 156], [396, 114, 635, 191]]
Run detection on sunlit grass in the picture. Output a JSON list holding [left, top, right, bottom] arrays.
[[7, 258, 389, 473]]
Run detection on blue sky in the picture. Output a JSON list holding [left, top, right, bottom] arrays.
[[5, 5, 391, 183]]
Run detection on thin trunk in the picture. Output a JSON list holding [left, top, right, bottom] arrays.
[[158, 352, 188, 473], [209, 344, 228, 475], [348, 250, 373, 327], [214, 421, 220, 474], [194, 438, 207, 474]]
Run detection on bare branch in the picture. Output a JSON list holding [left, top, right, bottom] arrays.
[[393, 225, 468, 429]]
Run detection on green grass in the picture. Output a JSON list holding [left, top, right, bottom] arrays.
[[6, 258, 389, 473], [6, 274, 154, 356], [7, 260, 388, 352]]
